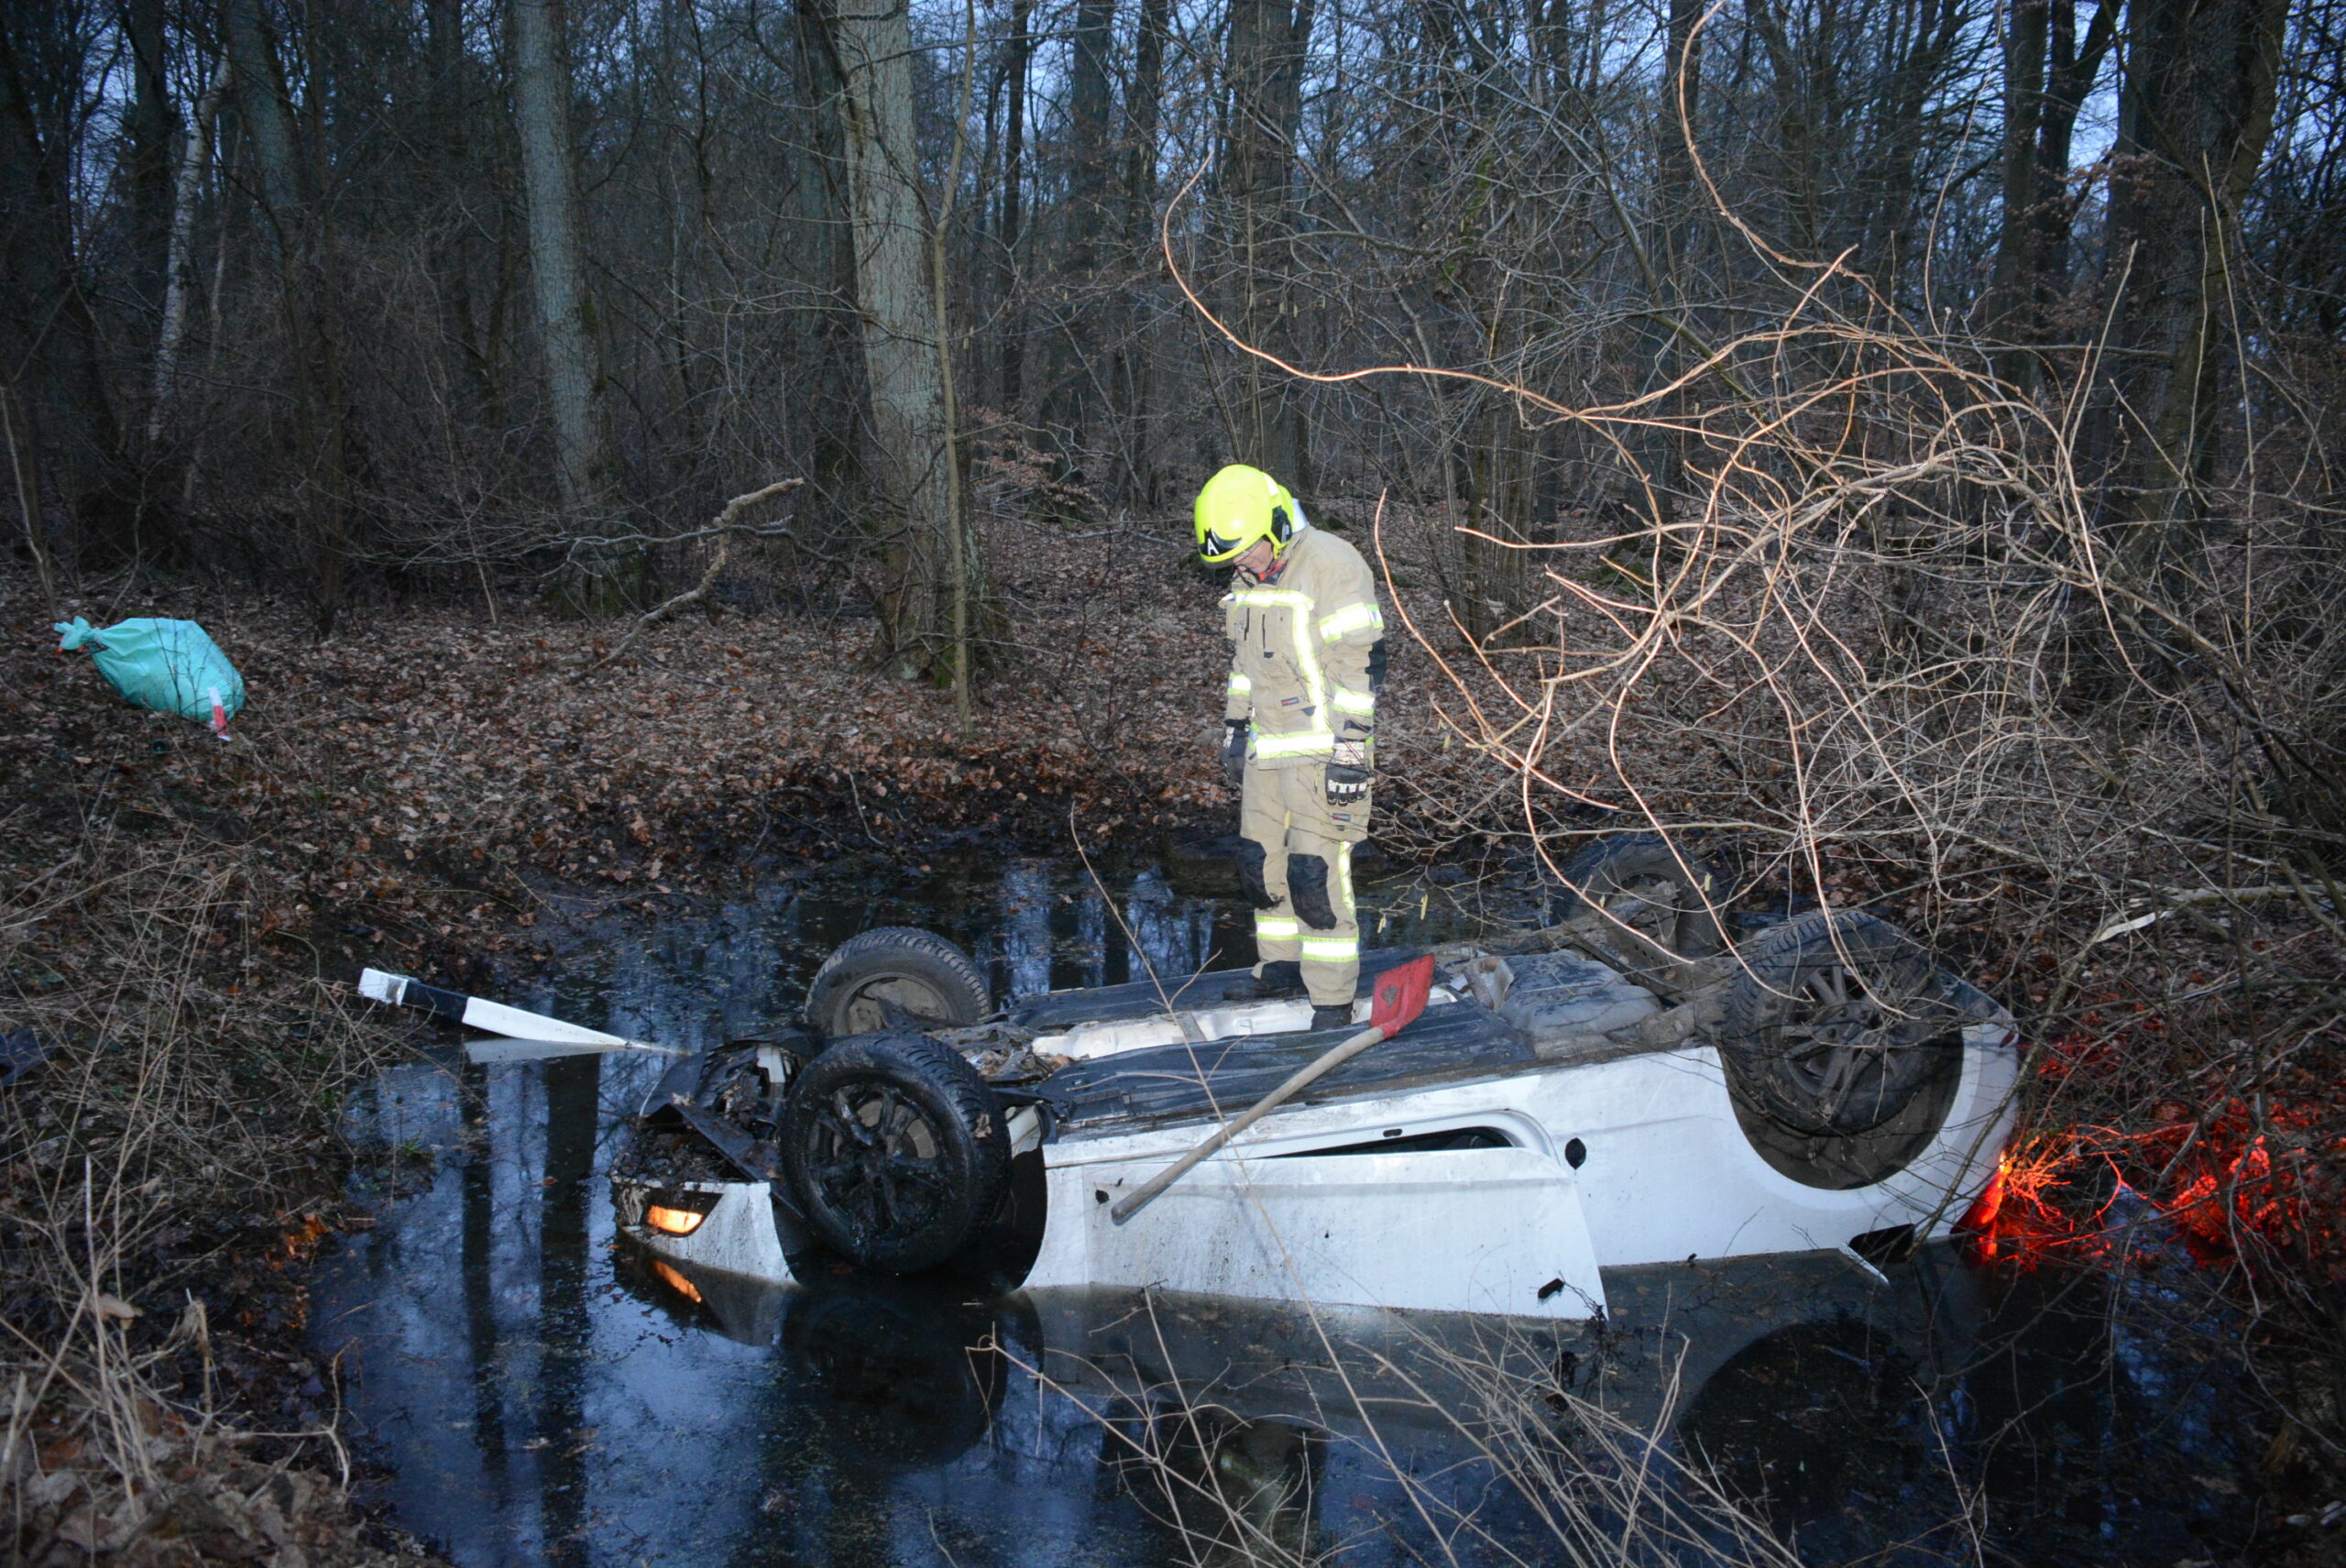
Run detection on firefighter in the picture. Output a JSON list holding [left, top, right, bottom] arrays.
[[1195, 465, 1386, 1030]]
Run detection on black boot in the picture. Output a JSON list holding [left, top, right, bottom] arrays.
[[1224, 960, 1305, 1001], [1310, 1003, 1355, 1032]]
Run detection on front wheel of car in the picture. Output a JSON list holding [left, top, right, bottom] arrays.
[[780, 1031, 1009, 1275]]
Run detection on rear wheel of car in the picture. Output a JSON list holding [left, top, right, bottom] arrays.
[[1719, 911, 1965, 1136], [780, 1031, 1009, 1275], [1549, 834, 1727, 965], [804, 927, 991, 1039]]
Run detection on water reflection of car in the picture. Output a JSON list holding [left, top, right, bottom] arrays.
[[616, 1220, 2246, 1565], [606, 835, 2022, 1321]]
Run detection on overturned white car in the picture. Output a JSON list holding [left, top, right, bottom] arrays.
[[574, 839, 2021, 1322]]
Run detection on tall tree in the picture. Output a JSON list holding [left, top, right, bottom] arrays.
[[1222, 0, 1315, 486], [0, 0, 135, 556], [1649, 0, 1705, 514], [784, 0, 868, 516], [510, 0, 629, 609], [1990, 0, 2118, 381], [122, 0, 175, 331], [992, 0, 1034, 415], [149, 59, 225, 447], [1037, 0, 1115, 486], [1124, 0, 1170, 241], [2095, 0, 2288, 584], [224, 0, 353, 622], [1114, 0, 1173, 505], [807, 0, 976, 677], [424, 0, 500, 423]]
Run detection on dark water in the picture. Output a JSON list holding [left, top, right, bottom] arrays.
[[315, 850, 2264, 1567]]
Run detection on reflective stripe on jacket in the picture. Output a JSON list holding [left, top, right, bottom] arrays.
[[1221, 525, 1384, 768]]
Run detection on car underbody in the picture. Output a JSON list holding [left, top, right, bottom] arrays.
[[604, 901, 2018, 1321], [364, 838, 2022, 1321]]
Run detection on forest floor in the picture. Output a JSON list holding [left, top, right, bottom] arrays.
[[5, 514, 2344, 1563]]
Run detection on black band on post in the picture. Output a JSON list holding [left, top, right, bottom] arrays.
[[407, 981, 470, 1023]]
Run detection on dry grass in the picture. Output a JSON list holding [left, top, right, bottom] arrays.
[[1013, 1294, 1817, 1568], [0, 823, 437, 1564]]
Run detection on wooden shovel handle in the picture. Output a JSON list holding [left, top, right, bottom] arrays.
[[1109, 1024, 1387, 1224]]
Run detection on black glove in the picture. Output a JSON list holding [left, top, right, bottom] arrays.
[[1222, 719, 1249, 784], [1325, 740, 1370, 805]]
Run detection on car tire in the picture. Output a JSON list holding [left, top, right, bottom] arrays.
[[1719, 911, 1964, 1135], [781, 1031, 1010, 1275], [804, 926, 991, 1039], [1548, 833, 1727, 962]]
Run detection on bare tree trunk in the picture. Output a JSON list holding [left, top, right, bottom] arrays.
[[124, 0, 176, 326], [180, 107, 243, 514], [783, 0, 868, 533], [150, 63, 225, 446], [510, 0, 632, 611], [2027, 0, 2117, 317], [1990, 0, 2049, 359], [1116, 0, 1171, 506], [2096, 0, 2288, 589], [1991, 0, 2117, 384], [0, 10, 136, 560], [425, 0, 499, 424], [1037, 0, 1115, 493], [1856, 0, 1962, 296], [810, 0, 973, 677], [1648, 0, 1703, 517], [993, 0, 1033, 417], [3, 382, 57, 620], [224, 0, 353, 629], [1125, 0, 1169, 240], [1222, 0, 1315, 487]]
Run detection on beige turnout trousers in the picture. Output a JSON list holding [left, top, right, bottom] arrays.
[[1221, 522, 1385, 1005], [1239, 758, 1370, 1007]]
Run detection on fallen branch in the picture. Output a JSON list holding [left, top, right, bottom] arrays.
[[597, 479, 802, 668], [2089, 883, 2337, 946]]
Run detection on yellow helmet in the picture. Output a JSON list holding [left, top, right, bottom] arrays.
[[1194, 465, 1302, 564]]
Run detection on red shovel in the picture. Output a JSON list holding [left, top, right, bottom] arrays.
[[1110, 954, 1438, 1223]]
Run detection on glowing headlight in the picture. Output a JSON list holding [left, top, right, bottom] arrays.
[[645, 1203, 706, 1236]]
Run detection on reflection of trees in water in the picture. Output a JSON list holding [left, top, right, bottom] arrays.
[[987, 859, 1228, 999], [1666, 1253, 2250, 1563], [1117, 867, 1226, 992], [993, 860, 1057, 1000], [536, 1053, 601, 1566], [554, 850, 1274, 1036], [1945, 1256, 2243, 1557], [1675, 1319, 1941, 1543], [1042, 1258, 2259, 1568], [455, 1060, 514, 1556], [699, 1276, 1029, 1568]]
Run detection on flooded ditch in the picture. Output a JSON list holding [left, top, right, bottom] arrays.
[[315, 848, 2269, 1566]]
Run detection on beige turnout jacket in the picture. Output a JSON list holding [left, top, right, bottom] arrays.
[[1222, 524, 1385, 768]]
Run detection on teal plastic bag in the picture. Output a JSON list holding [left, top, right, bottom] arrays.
[[55, 617, 247, 734]]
